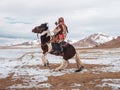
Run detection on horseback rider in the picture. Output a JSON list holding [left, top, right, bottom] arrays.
[[52, 17, 68, 54]]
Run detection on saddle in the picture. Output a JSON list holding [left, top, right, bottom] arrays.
[[50, 41, 68, 55]]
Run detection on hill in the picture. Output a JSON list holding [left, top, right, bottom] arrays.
[[94, 36, 120, 48], [73, 33, 114, 48]]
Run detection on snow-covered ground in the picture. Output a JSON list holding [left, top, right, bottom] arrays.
[[0, 48, 120, 89], [79, 48, 120, 72]]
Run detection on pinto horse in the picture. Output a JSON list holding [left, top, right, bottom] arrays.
[[32, 23, 84, 72]]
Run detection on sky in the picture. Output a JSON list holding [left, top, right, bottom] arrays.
[[0, 0, 120, 44]]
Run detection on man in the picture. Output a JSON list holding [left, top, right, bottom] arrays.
[[52, 17, 68, 54], [54, 17, 68, 40]]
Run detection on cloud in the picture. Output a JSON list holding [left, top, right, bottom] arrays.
[[0, 0, 120, 41], [5, 17, 32, 24]]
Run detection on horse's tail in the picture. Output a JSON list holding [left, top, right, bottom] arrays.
[[74, 51, 84, 72]]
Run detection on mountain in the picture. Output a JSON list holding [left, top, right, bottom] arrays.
[[0, 37, 33, 46], [94, 36, 120, 48], [73, 33, 114, 48], [1, 33, 118, 48], [12, 39, 40, 47]]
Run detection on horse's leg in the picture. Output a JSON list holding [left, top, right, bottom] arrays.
[[74, 52, 84, 72], [54, 59, 68, 71], [42, 53, 49, 67], [63, 60, 69, 69]]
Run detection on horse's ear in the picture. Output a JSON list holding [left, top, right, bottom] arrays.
[[44, 23, 49, 30], [45, 22, 48, 25]]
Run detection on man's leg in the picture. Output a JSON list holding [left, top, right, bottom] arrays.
[[52, 43, 57, 51], [52, 43, 59, 54], [59, 42, 64, 52]]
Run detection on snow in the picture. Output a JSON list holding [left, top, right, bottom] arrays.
[[81, 48, 120, 72], [28, 39, 40, 46], [96, 79, 120, 90], [95, 36, 113, 44], [0, 48, 120, 89], [71, 83, 82, 87], [91, 33, 114, 44]]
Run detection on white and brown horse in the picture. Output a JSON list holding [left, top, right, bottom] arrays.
[[32, 23, 84, 72]]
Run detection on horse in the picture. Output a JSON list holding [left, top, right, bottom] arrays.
[[32, 23, 84, 72]]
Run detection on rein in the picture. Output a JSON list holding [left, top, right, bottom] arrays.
[[37, 33, 41, 45], [37, 33, 39, 40]]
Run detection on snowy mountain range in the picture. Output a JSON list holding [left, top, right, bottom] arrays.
[[12, 39, 40, 47], [0, 33, 119, 48], [73, 33, 116, 48], [94, 36, 120, 48], [19, 33, 118, 48]]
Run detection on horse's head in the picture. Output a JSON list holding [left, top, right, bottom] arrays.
[[32, 23, 48, 34]]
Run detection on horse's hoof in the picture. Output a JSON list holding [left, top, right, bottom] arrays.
[[44, 63, 49, 67], [75, 66, 84, 72], [75, 69, 80, 72]]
